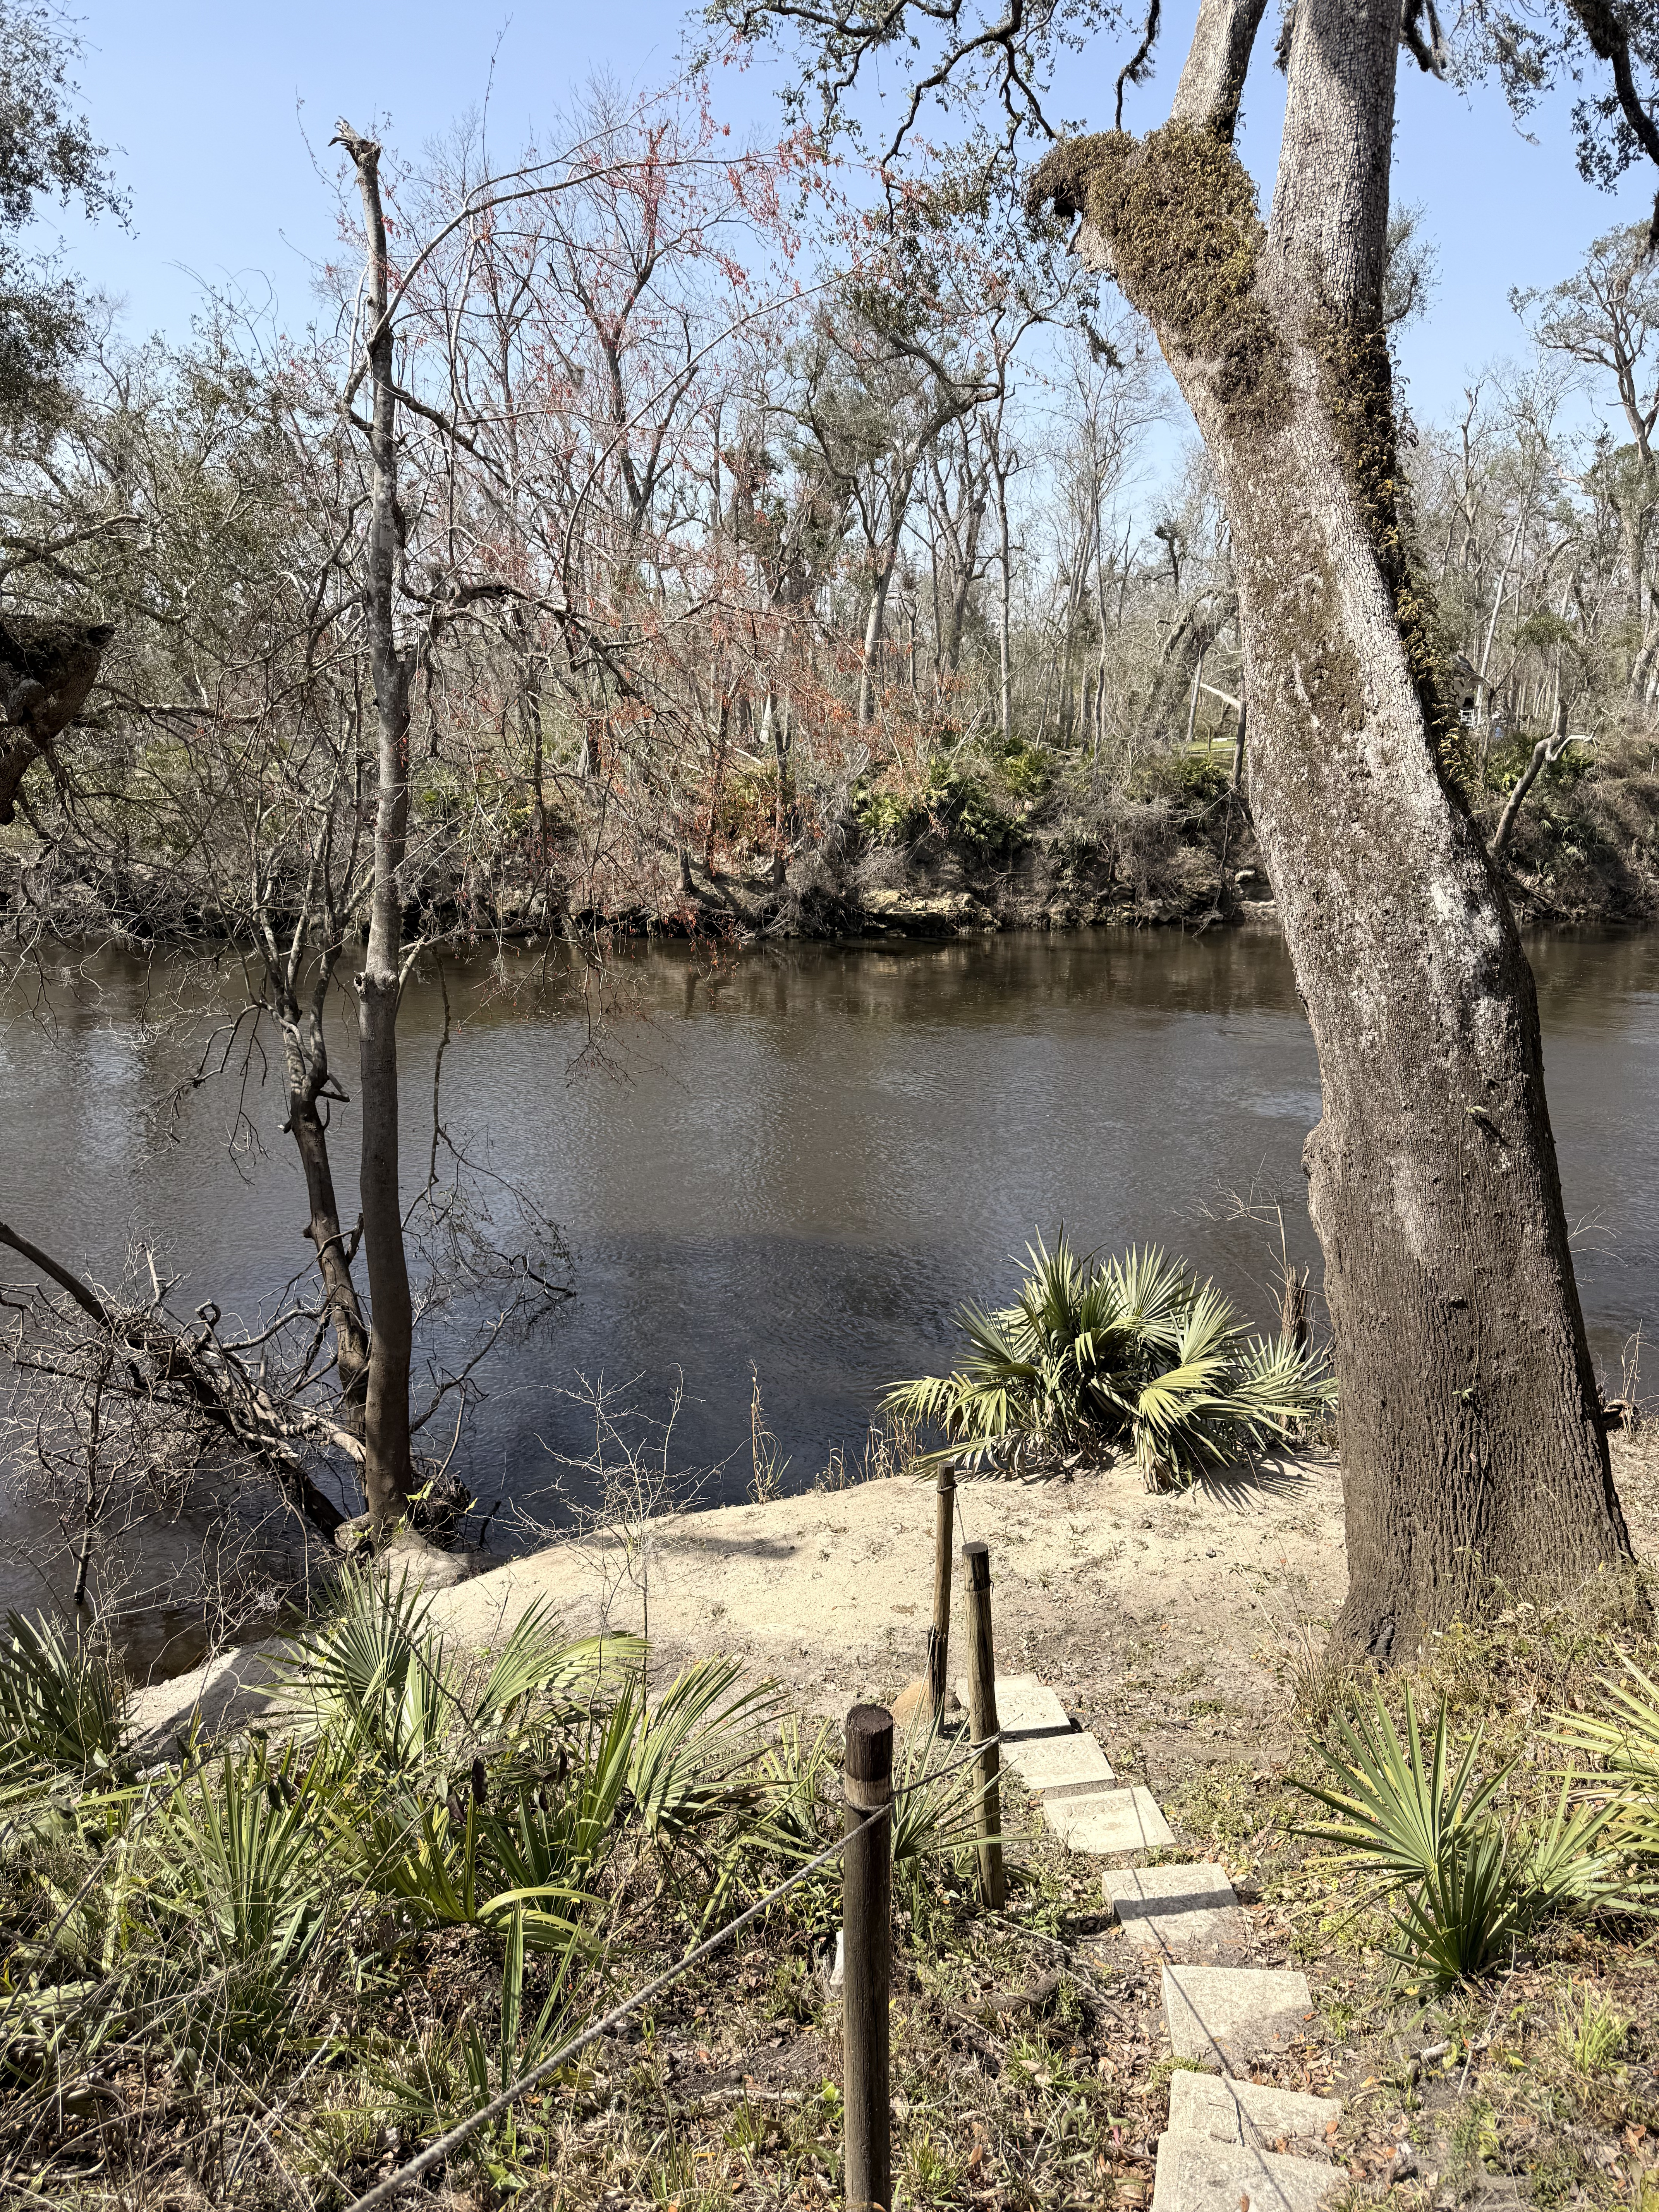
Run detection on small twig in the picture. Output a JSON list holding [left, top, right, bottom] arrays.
[[1460, 1966, 1513, 2092]]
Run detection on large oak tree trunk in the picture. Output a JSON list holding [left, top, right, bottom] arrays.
[[1035, 0, 1633, 1655]]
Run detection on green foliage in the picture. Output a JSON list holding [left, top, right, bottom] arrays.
[[0, 1610, 128, 1776], [1556, 1983, 1628, 2075], [280, 1570, 451, 1769], [1294, 1683, 1624, 1984], [991, 742, 1051, 802], [278, 1567, 628, 1772], [1126, 744, 1232, 809], [891, 1710, 983, 1923], [1552, 1650, 1659, 1866], [2, 1565, 812, 2174], [481, 1712, 629, 1938], [627, 1656, 783, 1848], [881, 1230, 1331, 1484], [0, 3, 126, 431], [753, 1713, 837, 1865], [1481, 727, 1594, 797], [161, 1742, 328, 1976], [856, 783, 924, 844], [854, 759, 1020, 856], [369, 1904, 578, 2178]]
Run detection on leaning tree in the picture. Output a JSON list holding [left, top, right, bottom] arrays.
[[721, 0, 1659, 1653]]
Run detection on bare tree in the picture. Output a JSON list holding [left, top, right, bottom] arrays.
[[334, 124, 424, 1532]]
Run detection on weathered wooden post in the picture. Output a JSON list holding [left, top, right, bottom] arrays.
[[926, 1459, 957, 1724], [962, 1539, 1005, 1909], [843, 1703, 893, 2212]]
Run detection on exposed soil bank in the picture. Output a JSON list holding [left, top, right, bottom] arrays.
[[129, 1429, 1659, 1764], [555, 750, 1659, 943]]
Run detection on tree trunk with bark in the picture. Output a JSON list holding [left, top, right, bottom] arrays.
[[273, 962, 370, 1414], [0, 613, 113, 823], [857, 519, 907, 727], [1134, 588, 1234, 749], [995, 456, 1015, 746], [338, 122, 417, 1535], [1033, 0, 1633, 1654]]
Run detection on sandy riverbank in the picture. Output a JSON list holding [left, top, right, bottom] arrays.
[[128, 1455, 1346, 1748], [129, 1430, 1659, 1778]]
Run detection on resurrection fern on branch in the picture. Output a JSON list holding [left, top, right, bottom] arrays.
[[881, 1231, 1330, 1485]]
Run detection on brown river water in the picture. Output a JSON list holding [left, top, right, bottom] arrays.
[[4, 925, 1656, 1672]]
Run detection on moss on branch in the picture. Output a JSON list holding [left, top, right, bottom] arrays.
[[1027, 122, 1280, 426]]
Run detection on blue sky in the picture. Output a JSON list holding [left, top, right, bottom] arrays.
[[45, 0, 1659, 430]]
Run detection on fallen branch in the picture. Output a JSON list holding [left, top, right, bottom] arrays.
[[0, 1219, 354, 1534]]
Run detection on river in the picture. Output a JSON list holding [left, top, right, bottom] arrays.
[[4, 924, 1657, 1668]]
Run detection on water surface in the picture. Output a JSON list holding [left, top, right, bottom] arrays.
[[4, 926, 1655, 1664]]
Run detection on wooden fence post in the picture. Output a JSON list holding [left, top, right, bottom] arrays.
[[962, 1539, 1005, 1909], [926, 1460, 957, 1724], [843, 1703, 893, 2212]]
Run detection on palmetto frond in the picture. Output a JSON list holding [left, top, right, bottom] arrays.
[[278, 1567, 449, 1769], [957, 1302, 1044, 1389], [1229, 1333, 1339, 1424], [1294, 1684, 1637, 1982], [1130, 1358, 1241, 1480], [1297, 1684, 1509, 1884], [1014, 1230, 1091, 1346], [0, 1611, 129, 1776], [883, 1228, 1330, 1485], [1102, 1245, 1197, 1356], [1552, 1654, 1659, 1865], [627, 1656, 785, 1846], [467, 1609, 631, 1734]]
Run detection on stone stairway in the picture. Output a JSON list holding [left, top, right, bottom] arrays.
[[962, 1673, 1342, 2212]]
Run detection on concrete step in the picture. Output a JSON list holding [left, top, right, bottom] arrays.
[[1045, 1783, 1175, 1852], [1152, 2130, 1338, 2212], [954, 1673, 1071, 1740], [1107, 1862, 1247, 1961], [1168, 2068, 1340, 2152], [1161, 1962, 1315, 2074], [1003, 1729, 1116, 1799]]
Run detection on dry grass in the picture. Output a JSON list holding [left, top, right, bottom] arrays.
[[14, 1434, 1659, 2209]]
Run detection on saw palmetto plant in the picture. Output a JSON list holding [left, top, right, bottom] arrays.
[[1294, 1683, 1626, 1984], [881, 1231, 1332, 1485], [0, 1610, 129, 1777], [1552, 1652, 1659, 1869]]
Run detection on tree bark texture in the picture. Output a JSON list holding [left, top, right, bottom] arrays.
[[274, 964, 370, 1414], [1034, 0, 1633, 1654], [339, 123, 417, 1534], [0, 613, 113, 824]]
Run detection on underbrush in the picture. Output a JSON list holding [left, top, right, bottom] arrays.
[[839, 735, 1251, 929], [9, 1525, 1659, 2209], [1160, 1573, 1659, 2212], [0, 1577, 1168, 2211], [1490, 735, 1659, 923]]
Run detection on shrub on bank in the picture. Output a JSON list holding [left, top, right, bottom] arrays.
[[0, 1573, 990, 2203], [881, 1230, 1332, 1486]]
